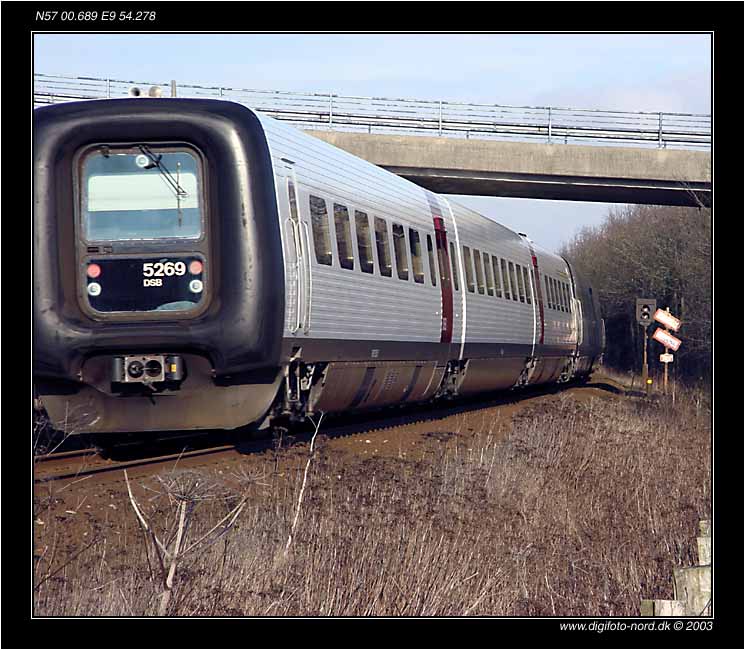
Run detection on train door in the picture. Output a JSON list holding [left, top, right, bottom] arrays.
[[526, 244, 546, 350], [282, 162, 311, 335], [573, 295, 584, 348], [425, 191, 459, 363], [433, 216, 454, 347], [527, 265, 539, 357], [564, 260, 584, 353]]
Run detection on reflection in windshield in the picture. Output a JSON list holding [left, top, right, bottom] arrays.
[[83, 148, 202, 242], [136, 144, 190, 226], [155, 300, 199, 311]]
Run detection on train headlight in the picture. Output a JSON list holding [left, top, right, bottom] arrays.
[[87, 282, 102, 296], [127, 360, 144, 379], [144, 359, 163, 378]]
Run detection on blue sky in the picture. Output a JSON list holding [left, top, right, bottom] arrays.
[[34, 33, 711, 251]]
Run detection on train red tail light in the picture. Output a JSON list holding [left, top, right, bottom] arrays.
[[189, 260, 203, 275], [87, 263, 102, 278]]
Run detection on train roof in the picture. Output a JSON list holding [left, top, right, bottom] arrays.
[[35, 97, 566, 265]]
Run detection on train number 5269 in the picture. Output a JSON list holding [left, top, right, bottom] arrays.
[[143, 261, 186, 278]]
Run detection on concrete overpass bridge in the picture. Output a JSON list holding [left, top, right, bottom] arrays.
[[308, 131, 711, 206], [34, 73, 711, 206]]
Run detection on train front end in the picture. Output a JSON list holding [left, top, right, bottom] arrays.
[[33, 98, 285, 434]]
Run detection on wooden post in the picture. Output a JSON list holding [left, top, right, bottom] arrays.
[[643, 327, 649, 397], [663, 307, 671, 395], [642, 519, 711, 616]]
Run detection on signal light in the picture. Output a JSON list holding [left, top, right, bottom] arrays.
[[87, 263, 102, 278], [636, 298, 656, 327]]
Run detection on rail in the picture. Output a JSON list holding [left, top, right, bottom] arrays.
[[34, 72, 711, 150]]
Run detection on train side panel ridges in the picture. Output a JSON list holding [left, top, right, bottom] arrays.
[[257, 113, 442, 344], [256, 110, 579, 353], [531, 244, 578, 348], [447, 200, 534, 348]]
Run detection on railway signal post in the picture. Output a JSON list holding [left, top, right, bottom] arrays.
[[636, 299, 656, 396]]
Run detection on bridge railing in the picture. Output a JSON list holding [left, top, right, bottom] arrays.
[[33, 73, 711, 150]]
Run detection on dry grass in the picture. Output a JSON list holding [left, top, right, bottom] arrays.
[[34, 386, 710, 616]]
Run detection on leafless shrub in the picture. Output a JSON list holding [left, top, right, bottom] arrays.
[[561, 204, 711, 381], [124, 468, 248, 616]]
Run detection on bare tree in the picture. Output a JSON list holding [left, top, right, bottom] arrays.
[[125, 469, 249, 616]]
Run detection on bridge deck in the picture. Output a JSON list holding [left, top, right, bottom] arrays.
[[308, 132, 711, 206]]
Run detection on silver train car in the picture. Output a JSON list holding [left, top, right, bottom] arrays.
[[33, 98, 605, 435]]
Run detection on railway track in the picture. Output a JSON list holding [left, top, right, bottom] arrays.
[[33, 444, 236, 484], [34, 377, 627, 485], [35, 447, 98, 464]]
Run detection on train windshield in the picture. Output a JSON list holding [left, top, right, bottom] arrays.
[[81, 146, 203, 242]]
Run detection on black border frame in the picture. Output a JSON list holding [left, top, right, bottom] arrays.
[[4, 6, 741, 649]]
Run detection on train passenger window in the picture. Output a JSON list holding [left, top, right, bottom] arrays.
[[508, 262, 519, 301], [473, 249, 485, 294], [565, 283, 573, 313], [409, 229, 425, 284], [559, 281, 566, 312], [557, 279, 565, 312], [483, 252, 494, 296], [544, 276, 552, 309], [449, 242, 460, 291], [288, 179, 299, 221], [355, 211, 374, 274], [374, 217, 393, 277], [334, 204, 354, 270], [426, 234, 437, 286], [539, 275, 546, 307], [309, 195, 332, 266], [552, 279, 559, 311], [563, 282, 570, 312], [392, 223, 409, 281], [515, 263, 526, 303], [522, 266, 532, 304], [551, 278, 561, 311], [463, 246, 475, 293], [552, 278, 558, 310], [500, 259, 511, 300], [492, 256, 503, 298]]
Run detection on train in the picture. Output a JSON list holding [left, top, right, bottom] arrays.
[[33, 97, 605, 437]]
